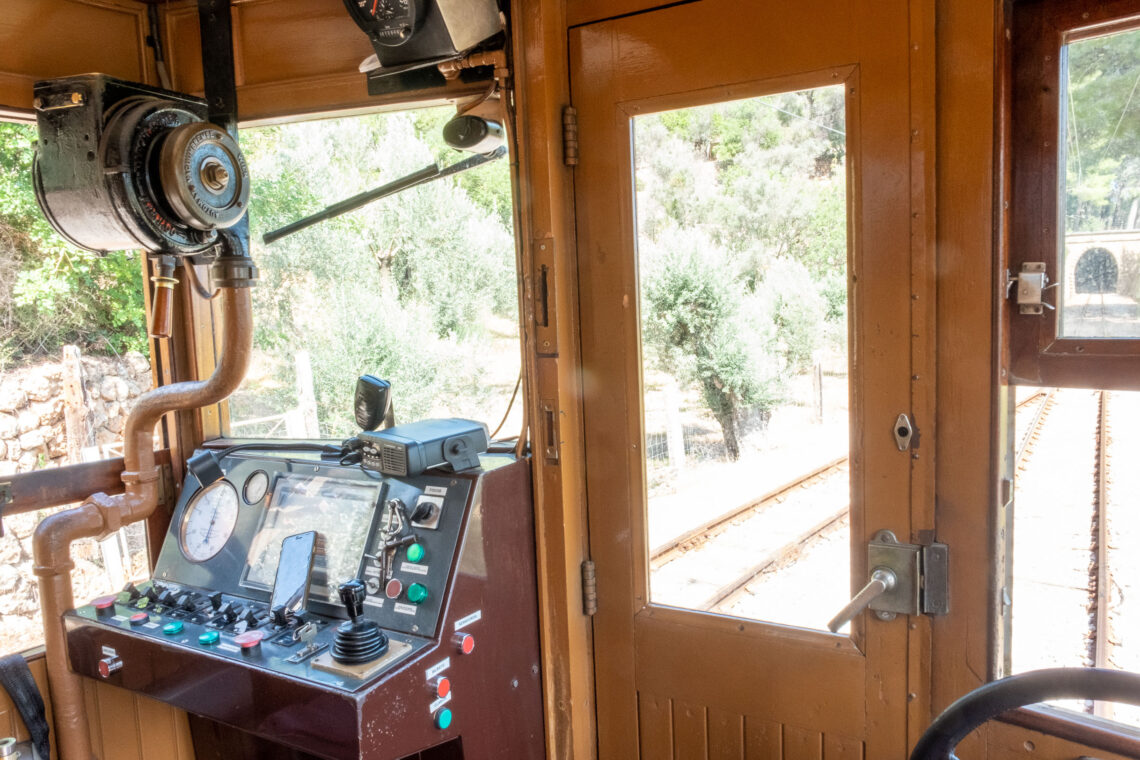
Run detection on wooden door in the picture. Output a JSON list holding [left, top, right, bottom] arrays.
[[571, 2, 928, 757]]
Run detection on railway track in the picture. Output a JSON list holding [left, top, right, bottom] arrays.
[[1010, 387, 1137, 723], [652, 388, 1131, 654]]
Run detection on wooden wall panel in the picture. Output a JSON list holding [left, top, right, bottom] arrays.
[[566, 0, 692, 27], [707, 708, 743, 759], [0, 655, 190, 760], [673, 700, 708, 760], [163, 0, 377, 124], [638, 693, 868, 760], [0, 0, 153, 112], [82, 679, 195, 760]]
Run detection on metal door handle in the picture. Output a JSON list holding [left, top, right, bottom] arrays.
[[827, 568, 897, 632]]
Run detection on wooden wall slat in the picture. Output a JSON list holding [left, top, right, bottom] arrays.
[[673, 700, 708, 760], [744, 716, 782, 758], [94, 682, 141, 760], [707, 708, 743, 760], [163, 0, 377, 123], [0, 0, 152, 112], [782, 724, 823, 760], [639, 692, 674, 758], [823, 733, 864, 760]]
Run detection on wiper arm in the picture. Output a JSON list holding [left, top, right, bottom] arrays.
[[262, 145, 508, 245]]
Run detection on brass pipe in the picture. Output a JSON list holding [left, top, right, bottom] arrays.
[[33, 287, 252, 760], [438, 50, 509, 81]]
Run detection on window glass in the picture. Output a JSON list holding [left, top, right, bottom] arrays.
[[1012, 386, 1140, 727], [1060, 28, 1140, 338], [633, 86, 851, 632], [0, 120, 153, 653], [229, 109, 521, 441]]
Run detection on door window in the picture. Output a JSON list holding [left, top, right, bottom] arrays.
[[1059, 27, 1140, 339], [633, 85, 851, 632]]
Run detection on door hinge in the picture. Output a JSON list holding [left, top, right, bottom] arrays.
[[581, 559, 597, 616], [1006, 262, 1056, 315], [563, 106, 579, 167]]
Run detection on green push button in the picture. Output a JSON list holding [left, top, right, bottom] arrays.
[[434, 707, 452, 730], [162, 621, 183, 635], [406, 583, 429, 605], [198, 630, 220, 646], [406, 543, 426, 563]]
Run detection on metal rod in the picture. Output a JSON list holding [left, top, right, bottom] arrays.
[[262, 146, 508, 245]]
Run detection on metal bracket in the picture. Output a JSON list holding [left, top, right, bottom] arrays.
[[0, 482, 10, 537], [893, 413, 914, 451], [867, 530, 950, 621], [1007, 262, 1056, 315]]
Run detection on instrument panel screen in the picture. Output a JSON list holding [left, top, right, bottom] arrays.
[[242, 474, 380, 603]]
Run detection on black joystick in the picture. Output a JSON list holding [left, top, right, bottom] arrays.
[[332, 580, 388, 665]]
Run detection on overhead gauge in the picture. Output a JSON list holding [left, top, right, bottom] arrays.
[[243, 470, 270, 505], [345, 0, 424, 46], [180, 481, 240, 562]]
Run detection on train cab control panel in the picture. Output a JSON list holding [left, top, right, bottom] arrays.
[[63, 447, 544, 760]]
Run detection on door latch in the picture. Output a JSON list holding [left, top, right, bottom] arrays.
[[827, 530, 949, 631], [1006, 262, 1057, 315]]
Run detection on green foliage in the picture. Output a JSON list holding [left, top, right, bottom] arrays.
[[231, 108, 519, 435], [634, 86, 848, 456], [0, 122, 146, 365], [1064, 28, 1140, 231]]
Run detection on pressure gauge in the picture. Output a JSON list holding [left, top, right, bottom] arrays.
[[344, 0, 425, 47], [243, 470, 270, 505], [179, 481, 239, 562]]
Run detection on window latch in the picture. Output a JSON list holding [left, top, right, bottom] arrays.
[[1007, 262, 1057, 315]]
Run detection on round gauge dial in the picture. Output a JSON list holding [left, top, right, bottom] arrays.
[[346, 0, 423, 46], [243, 470, 269, 505], [179, 481, 239, 562]]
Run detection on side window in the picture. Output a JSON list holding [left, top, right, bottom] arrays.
[[228, 109, 522, 440], [1007, 0, 1140, 731], [0, 121, 152, 654], [1010, 0, 1140, 387]]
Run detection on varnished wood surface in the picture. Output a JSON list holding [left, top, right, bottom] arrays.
[[513, 1, 599, 758], [0, 653, 194, 760], [571, 0, 918, 756], [0, 0, 155, 112]]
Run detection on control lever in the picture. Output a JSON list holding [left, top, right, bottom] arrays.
[[827, 568, 897, 633], [331, 580, 388, 664]]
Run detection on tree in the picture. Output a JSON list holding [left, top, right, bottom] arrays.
[[641, 232, 782, 460], [0, 123, 145, 366]]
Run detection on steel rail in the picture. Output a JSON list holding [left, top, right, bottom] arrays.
[[1093, 390, 1113, 719], [649, 455, 848, 567], [1015, 389, 1056, 468], [703, 506, 849, 613]]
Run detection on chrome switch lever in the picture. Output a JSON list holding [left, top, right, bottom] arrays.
[[827, 568, 898, 633]]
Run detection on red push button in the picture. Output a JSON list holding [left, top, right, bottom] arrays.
[[129, 612, 148, 626], [453, 633, 475, 655], [430, 676, 451, 699], [385, 579, 403, 599], [235, 630, 264, 654], [97, 656, 122, 678], [93, 595, 116, 617]]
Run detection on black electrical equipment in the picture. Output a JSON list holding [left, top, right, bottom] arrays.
[[32, 74, 250, 256], [442, 115, 504, 154], [355, 375, 393, 431], [359, 418, 489, 477], [343, 0, 503, 74]]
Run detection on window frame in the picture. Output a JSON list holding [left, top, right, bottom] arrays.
[[1010, 0, 1140, 390]]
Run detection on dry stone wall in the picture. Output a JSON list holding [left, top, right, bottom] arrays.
[[0, 351, 152, 475], [0, 350, 153, 653]]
